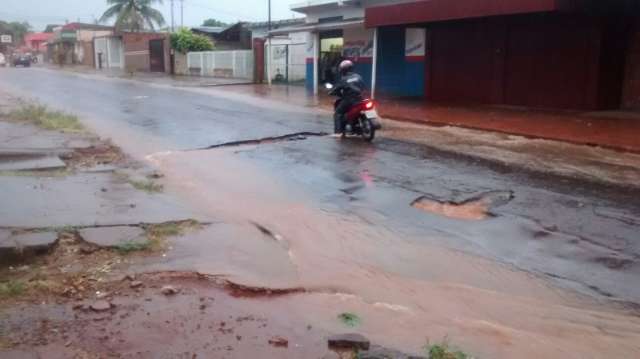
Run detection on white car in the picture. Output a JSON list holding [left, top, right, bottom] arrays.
[[0, 53, 6, 67]]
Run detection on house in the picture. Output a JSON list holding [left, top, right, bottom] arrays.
[[48, 23, 114, 66], [121, 32, 170, 73], [366, 0, 640, 110], [192, 23, 252, 50], [270, 0, 396, 92], [274, 0, 640, 111], [23, 32, 54, 53], [249, 19, 307, 83], [93, 31, 170, 73]]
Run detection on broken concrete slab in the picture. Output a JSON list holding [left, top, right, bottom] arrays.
[[0, 151, 67, 172], [79, 226, 146, 248], [0, 232, 58, 251], [0, 231, 58, 261], [0, 121, 93, 150], [0, 173, 204, 228]]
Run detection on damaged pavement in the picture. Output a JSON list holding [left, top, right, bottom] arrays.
[[1, 69, 640, 359]]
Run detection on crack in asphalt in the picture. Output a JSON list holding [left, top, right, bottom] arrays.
[[190, 132, 329, 151]]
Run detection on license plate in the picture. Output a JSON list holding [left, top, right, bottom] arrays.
[[364, 110, 378, 119]]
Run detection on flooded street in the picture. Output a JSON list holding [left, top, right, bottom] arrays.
[[2, 68, 640, 358]]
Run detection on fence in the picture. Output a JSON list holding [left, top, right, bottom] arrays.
[[187, 50, 253, 79], [266, 43, 307, 84]]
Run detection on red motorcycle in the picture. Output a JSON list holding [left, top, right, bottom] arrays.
[[326, 83, 382, 142]]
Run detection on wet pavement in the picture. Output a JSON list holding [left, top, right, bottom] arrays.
[[2, 67, 640, 357]]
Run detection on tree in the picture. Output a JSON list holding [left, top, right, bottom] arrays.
[[0, 21, 31, 44], [170, 28, 214, 53], [201, 19, 227, 27], [100, 0, 165, 32]]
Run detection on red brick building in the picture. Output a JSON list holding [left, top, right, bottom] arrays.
[[122, 32, 170, 73], [366, 0, 640, 111]]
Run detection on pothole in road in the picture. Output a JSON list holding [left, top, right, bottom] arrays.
[[193, 132, 329, 151], [411, 191, 514, 220]]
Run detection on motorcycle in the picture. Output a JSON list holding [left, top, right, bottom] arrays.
[[326, 83, 382, 142]]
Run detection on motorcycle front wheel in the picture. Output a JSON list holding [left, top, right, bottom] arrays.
[[360, 116, 375, 142]]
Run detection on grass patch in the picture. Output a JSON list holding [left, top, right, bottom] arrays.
[[112, 220, 202, 255], [0, 280, 26, 299], [426, 340, 471, 359], [114, 239, 152, 254], [128, 179, 164, 193], [145, 220, 201, 240], [9, 104, 84, 133], [0, 169, 70, 177], [338, 312, 361, 327]]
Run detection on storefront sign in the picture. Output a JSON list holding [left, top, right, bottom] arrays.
[[343, 28, 374, 61], [60, 30, 77, 41], [405, 28, 425, 60], [0, 34, 12, 44]]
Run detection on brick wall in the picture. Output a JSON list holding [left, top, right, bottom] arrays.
[[122, 32, 170, 73], [623, 25, 640, 110]]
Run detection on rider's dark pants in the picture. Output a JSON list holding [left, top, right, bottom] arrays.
[[334, 97, 360, 134]]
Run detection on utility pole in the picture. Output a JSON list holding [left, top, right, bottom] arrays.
[[267, 0, 272, 85], [180, 0, 184, 28], [170, 0, 175, 32]]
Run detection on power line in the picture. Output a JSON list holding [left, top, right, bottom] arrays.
[[184, 0, 260, 21]]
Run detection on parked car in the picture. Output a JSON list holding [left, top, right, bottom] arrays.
[[0, 53, 6, 67], [13, 54, 31, 67]]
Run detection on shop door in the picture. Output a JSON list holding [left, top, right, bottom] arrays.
[[149, 39, 165, 72], [319, 30, 343, 85], [504, 16, 598, 109], [427, 19, 503, 104]]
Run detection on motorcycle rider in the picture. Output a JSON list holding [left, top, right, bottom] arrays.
[[332, 60, 366, 135]]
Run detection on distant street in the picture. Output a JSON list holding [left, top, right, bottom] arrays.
[[2, 67, 640, 358]]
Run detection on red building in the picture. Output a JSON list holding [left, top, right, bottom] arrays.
[[22, 32, 53, 53], [366, 0, 640, 110]]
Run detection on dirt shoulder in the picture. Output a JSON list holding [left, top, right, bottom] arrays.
[[0, 92, 425, 359]]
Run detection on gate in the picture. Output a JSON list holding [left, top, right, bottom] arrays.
[[149, 39, 165, 72], [266, 43, 307, 84], [187, 50, 254, 80]]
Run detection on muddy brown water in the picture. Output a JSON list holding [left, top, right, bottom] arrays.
[[3, 69, 640, 358], [142, 149, 640, 358]]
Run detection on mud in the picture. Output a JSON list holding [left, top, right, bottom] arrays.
[[61, 141, 124, 168], [4, 69, 640, 358], [411, 191, 514, 220], [0, 271, 428, 359]]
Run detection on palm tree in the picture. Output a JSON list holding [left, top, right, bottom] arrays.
[[100, 0, 165, 32]]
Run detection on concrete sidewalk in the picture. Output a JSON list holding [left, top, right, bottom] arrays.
[[377, 100, 640, 154], [219, 84, 640, 153], [42, 64, 252, 87]]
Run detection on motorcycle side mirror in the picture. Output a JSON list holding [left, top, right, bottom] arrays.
[[324, 83, 334, 90]]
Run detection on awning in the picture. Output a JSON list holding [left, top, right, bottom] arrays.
[[268, 18, 364, 36], [365, 0, 561, 27]]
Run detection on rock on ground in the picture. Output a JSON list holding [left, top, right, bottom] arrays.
[[328, 333, 370, 351]]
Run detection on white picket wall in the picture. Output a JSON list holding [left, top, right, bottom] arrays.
[[187, 50, 253, 79]]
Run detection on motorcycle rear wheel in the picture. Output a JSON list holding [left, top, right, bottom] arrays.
[[360, 116, 375, 142]]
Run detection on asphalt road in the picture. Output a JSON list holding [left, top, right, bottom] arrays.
[[2, 67, 640, 306]]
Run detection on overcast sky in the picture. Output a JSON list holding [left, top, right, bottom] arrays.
[[0, 0, 299, 31]]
